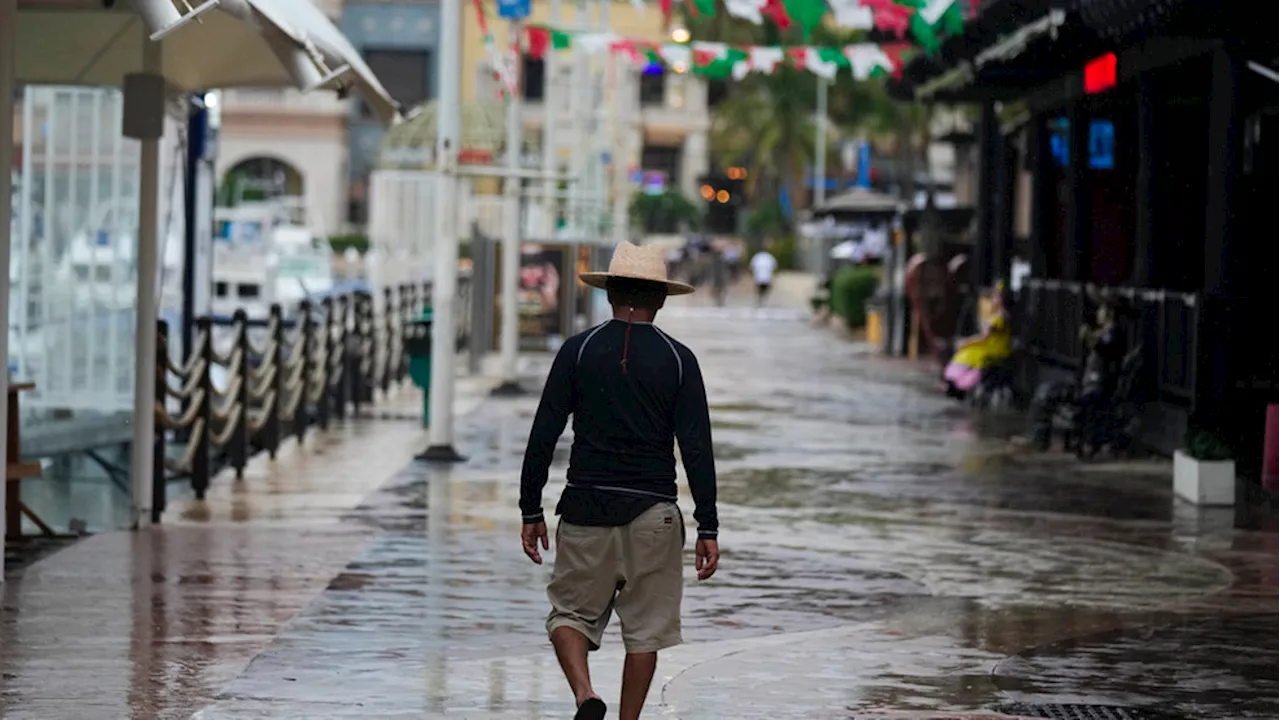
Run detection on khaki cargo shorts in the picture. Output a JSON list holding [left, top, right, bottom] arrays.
[[546, 502, 685, 654]]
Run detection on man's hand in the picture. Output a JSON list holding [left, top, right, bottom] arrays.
[[695, 538, 719, 581], [522, 521, 550, 564]]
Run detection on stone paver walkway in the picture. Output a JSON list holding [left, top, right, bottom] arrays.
[[1, 283, 1276, 720]]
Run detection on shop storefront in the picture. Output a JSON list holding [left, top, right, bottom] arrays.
[[891, 0, 1277, 473]]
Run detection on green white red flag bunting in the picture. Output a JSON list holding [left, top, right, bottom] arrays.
[[474, 0, 518, 98], [523, 26, 909, 80], [657, 0, 966, 53]]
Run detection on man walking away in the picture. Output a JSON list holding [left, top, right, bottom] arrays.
[[520, 241, 720, 720], [750, 246, 778, 307]]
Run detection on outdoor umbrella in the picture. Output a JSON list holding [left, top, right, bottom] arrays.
[[0, 0, 399, 554]]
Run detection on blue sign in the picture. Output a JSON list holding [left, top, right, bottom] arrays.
[[1088, 119, 1115, 169], [496, 0, 530, 19], [855, 141, 872, 188]]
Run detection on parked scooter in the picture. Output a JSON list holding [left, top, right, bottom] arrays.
[[1028, 296, 1143, 458]]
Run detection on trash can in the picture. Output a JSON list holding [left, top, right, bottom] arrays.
[[404, 308, 433, 427], [865, 296, 886, 349]]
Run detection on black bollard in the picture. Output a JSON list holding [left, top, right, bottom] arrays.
[[152, 320, 169, 524], [191, 317, 213, 499], [231, 308, 250, 479], [297, 300, 313, 445], [266, 304, 283, 460]]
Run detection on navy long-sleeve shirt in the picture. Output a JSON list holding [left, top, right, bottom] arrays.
[[519, 318, 719, 539]]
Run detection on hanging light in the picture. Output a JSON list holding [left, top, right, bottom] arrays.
[[670, 25, 691, 44]]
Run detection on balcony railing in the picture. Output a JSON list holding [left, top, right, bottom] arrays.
[[220, 88, 348, 114]]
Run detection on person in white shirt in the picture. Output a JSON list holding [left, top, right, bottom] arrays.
[[749, 249, 778, 307]]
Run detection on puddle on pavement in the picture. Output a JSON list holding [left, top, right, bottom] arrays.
[[710, 401, 773, 413], [992, 611, 1278, 719], [714, 444, 756, 461]]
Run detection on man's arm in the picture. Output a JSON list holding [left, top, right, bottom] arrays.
[[519, 341, 576, 524], [674, 351, 718, 539]]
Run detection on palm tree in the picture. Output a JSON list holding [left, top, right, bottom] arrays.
[[709, 69, 817, 214]]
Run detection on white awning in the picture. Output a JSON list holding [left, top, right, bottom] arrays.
[[13, 0, 398, 122]]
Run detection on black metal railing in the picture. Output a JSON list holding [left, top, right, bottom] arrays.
[[150, 275, 473, 523], [1020, 278, 1199, 404]]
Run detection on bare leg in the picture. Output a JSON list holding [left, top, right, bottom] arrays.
[[619, 651, 658, 720], [551, 626, 600, 706]]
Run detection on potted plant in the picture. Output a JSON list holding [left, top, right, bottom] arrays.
[[1174, 427, 1236, 506]]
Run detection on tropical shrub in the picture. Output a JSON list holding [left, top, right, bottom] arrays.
[[830, 265, 880, 329]]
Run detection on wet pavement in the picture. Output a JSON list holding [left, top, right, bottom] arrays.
[[1, 280, 1276, 719]]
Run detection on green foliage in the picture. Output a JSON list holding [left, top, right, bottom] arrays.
[[745, 200, 789, 239], [328, 233, 369, 255], [769, 235, 797, 271], [1183, 427, 1233, 462], [689, 2, 934, 205], [630, 190, 701, 234], [829, 265, 880, 329]]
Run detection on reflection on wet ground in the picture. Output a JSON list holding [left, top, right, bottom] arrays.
[[2, 300, 1277, 718]]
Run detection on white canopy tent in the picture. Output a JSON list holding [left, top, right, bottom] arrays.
[[0, 0, 398, 567]]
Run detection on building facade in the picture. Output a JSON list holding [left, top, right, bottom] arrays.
[[459, 0, 712, 202], [215, 0, 440, 237]]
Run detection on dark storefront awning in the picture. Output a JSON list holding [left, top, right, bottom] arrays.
[[890, 0, 1278, 103], [889, 0, 1111, 103]]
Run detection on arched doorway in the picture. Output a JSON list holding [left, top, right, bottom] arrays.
[[219, 156, 305, 207]]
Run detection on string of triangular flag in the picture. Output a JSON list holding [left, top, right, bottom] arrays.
[[671, 0, 970, 55], [525, 27, 912, 80], [474, 0, 519, 98]]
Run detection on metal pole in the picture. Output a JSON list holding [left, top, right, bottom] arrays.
[[814, 78, 829, 208], [130, 40, 163, 527], [420, 0, 466, 461], [595, 0, 610, 242], [610, 51, 630, 244], [568, 0, 588, 238], [0, 0, 16, 571], [180, 95, 204, 364], [540, 0, 563, 237], [494, 19, 524, 395]]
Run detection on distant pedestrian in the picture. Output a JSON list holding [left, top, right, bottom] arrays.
[[709, 250, 729, 306], [520, 241, 721, 720], [722, 243, 742, 282], [750, 247, 778, 307]]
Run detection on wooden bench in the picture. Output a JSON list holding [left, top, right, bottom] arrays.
[[6, 383, 51, 540]]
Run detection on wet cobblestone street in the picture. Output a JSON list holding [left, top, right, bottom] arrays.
[[1, 291, 1276, 719]]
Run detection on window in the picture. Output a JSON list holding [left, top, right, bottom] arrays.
[[639, 71, 665, 107], [215, 282, 229, 298], [522, 57, 545, 101], [347, 197, 368, 225], [360, 49, 431, 117], [237, 283, 261, 300], [640, 145, 681, 184], [707, 79, 729, 109]]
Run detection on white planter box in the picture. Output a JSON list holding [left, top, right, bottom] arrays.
[[1173, 450, 1236, 506]]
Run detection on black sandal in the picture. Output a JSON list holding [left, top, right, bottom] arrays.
[[574, 697, 607, 720]]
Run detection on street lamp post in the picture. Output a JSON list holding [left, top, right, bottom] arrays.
[[493, 19, 524, 396], [420, 0, 466, 462], [540, 0, 562, 237], [815, 77, 829, 208]]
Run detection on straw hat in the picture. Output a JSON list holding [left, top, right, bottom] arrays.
[[579, 242, 695, 296]]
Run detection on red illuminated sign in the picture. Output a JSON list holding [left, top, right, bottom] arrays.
[[1084, 52, 1117, 94]]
